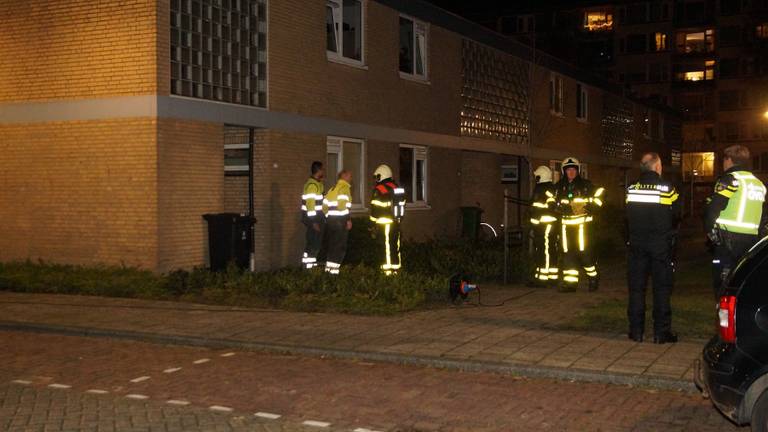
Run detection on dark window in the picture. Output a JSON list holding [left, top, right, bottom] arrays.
[[720, 0, 742, 15], [399, 148, 413, 203], [719, 90, 740, 110], [720, 58, 740, 78], [719, 26, 742, 46], [625, 3, 648, 24], [399, 17, 413, 74], [626, 34, 647, 53]]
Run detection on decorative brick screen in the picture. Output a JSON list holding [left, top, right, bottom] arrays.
[[601, 95, 634, 159]]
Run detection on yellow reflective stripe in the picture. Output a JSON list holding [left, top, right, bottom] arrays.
[[532, 202, 548, 208], [593, 198, 603, 207], [594, 188, 605, 197], [384, 223, 392, 271], [369, 216, 378, 222], [530, 218, 541, 225], [717, 189, 735, 198], [539, 215, 558, 223], [578, 224, 585, 252], [563, 276, 579, 283], [562, 224, 568, 253], [716, 218, 759, 229], [563, 270, 579, 275], [376, 217, 394, 224], [371, 200, 392, 207]]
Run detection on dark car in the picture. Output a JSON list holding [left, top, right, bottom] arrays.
[[696, 237, 768, 431]]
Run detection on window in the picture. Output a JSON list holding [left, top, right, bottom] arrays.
[[653, 32, 667, 51], [720, 122, 744, 141], [648, 62, 668, 82], [170, 0, 268, 107], [682, 152, 715, 180], [326, 0, 364, 64], [643, 109, 652, 138], [576, 84, 588, 121], [625, 3, 647, 24], [399, 145, 427, 205], [678, 29, 715, 53], [677, 60, 715, 81], [326, 137, 366, 208], [757, 23, 768, 39], [224, 127, 252, 175], [399, 16, 428, 79], [658, 115, 665, 141], [517, 14, 535, 33], [584, 11, 613, 31], [625, 34, 647, 53], [549, 74, 564, 115], [720, 58, 740, 78], [720, 26, 742, 46]]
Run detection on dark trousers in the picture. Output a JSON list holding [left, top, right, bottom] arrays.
[[627, 240, 673, 335], [560, 222, 597, 285], [377, 222, 401, 274], [533, 223, 559, 282], [324, 218, 349, 274], [712, 232, 759, 298], [302, 219, 324, 269]]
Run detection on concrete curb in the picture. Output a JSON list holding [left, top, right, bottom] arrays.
[[0, 321, 696, 393]]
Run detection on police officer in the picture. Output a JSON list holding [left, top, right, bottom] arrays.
[[705, 145, 768, 297], [554, 157, 605, 292], [323, 170, 353, 275], [530, 166, 559, 285], [626, 152, 681, 344], [301, 161, 325, 269], [369, 164, 406, 275]]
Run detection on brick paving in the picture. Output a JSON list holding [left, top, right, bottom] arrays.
[[0, 331, 733, 432]]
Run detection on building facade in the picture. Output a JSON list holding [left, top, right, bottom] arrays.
[[0, 0, 678, 272]]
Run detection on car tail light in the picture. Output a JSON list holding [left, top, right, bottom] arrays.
[[718, 295, 737, 343]]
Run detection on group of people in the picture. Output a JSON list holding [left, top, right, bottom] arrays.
[[581, 145, 765, 345], [301, 162, 406, 275], [529, 156, 606, 292]]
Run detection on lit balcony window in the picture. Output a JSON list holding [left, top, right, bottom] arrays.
[[654, 32, 667, 51], [678, 29, 715, 53], [684, 71, 704, 81], [584, 11, 613, 31], [757, 23, 768, 39]]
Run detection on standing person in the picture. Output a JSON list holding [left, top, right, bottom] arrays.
[[554, 157, 605, 292], [625, 152, 681, 344], [369, 164, 406, 275], [705, 145, 767, 297], [530, 165, 559, 285], [301, 161, 325, 269], [323, 170, 353, 275]]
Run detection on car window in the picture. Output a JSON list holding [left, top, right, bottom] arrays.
[[727, 237, 768, 289]]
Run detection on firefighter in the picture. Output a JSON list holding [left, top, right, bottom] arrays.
[[301, 161, 325, 269], [705, 145, 768, 297], [323, 170, 353, 275], [369, 164, 406, 275], [625, 152, 681, 344], [554, 156, 604, 292], [530, 165, 559, 285]]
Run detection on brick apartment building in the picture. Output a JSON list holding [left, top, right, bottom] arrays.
[[0, 0, 679, 272]]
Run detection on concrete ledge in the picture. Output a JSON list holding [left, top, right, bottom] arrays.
[[0, 321, 695, 393]]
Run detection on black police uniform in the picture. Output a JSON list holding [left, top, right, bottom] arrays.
[[704, 166, 768, 297], [625, 171, 681, 343]]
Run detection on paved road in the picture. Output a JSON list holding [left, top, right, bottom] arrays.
[[0, 331, 735, 432]]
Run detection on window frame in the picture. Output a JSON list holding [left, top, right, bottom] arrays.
[[550, 73, 564, 116], [399, 144, 429, 207], [326, 0, 366, 68], [576, 83, 589, 122], [326, 136, 367, 211], [398, 14, 429, 82]]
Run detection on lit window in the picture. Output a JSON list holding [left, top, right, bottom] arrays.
[[576, 84, 588, 121], [399, 16, 428, 80], [327, 137, 366, 208], [550, 74, 564, 115], [684, 71, 705, 81], [654, 32, 667, 51], [679, 29, 715, 53], [399, 145, 428, 205], [680, 60, 715, 81], [682, 152, 715, 180], [326, 0, 364, 64], [584, 11, 613, 31], [757, 23, 768, 39]]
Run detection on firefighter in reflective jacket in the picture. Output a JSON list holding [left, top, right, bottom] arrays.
[[323, 170, 353, 275], [301, 161, 325, 269], [369, 164, 406, 275], [530, 166, 559, 285], [554, 157, 605, 292], [705, 145, 768, 297]]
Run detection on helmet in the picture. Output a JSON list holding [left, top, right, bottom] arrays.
[[561, 156, 580, 174], [533, 166, 552, 184], [373, 164, 393, 182]]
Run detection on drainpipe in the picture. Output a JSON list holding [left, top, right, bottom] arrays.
[[248, 128, 255, 272]]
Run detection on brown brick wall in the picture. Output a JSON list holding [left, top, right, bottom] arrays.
[[0, 0, 159, 102], [157, 119, 223, 272], [0, 119, 159, 268]]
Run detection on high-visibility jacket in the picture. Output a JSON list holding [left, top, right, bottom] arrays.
[[707, 169, 767, 235], [370, 179, 405, 225], [554, 176, 604, 225], [530, 181, 557, 225], [323, 179, 352, 220], [301, 177, 324, 222], [625, 171, 681, 243]]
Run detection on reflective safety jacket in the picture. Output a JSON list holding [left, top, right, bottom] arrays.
[[553, 176, 605, 225], [323, 179, 352, 220], [625, 171, 681, 243], [706, 167, 767, 235], [530, 181, 558, 225], [370, 178, 405, 224], [301, 177, 324, 222]]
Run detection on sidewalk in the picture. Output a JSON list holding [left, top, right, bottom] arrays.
[[0, 273, 704, 392]]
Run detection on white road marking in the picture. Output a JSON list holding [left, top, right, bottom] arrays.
[[220, 352, 236, 357], [11, 380, 31, 385], [303, 420, 331, 428], [126, 394, 149, 400], [166, 399, 190, 406], [130, 376, 151, 383], [163, 367, 182, 373], [209, 405, 234, 412], [354, 429, 382, 432], [254, 412, 282, 420], [85, 389, 109, 394], [193, 358, 210, 364], [48, 384, 71, 389]]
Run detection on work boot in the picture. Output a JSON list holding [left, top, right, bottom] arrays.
[[628, 329, 644, 343], [588, 278, 599, 292], [653, 331, 678, 344]]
